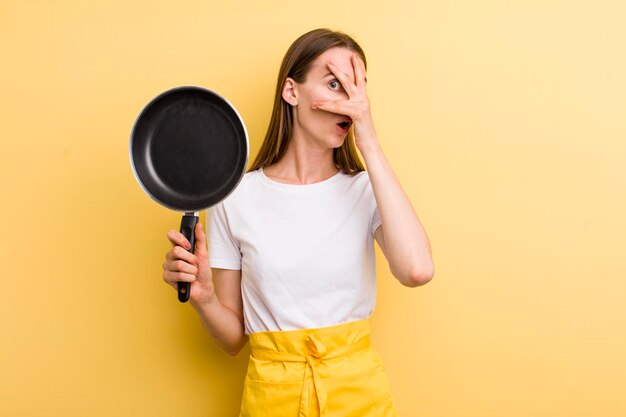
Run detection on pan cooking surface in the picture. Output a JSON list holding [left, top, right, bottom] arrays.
[[131, 87, 248, 211]]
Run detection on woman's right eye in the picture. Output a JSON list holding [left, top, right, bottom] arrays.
[[328, 80, 341, 90]]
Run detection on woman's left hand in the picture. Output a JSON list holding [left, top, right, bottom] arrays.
[[311, 53, 378, 151]]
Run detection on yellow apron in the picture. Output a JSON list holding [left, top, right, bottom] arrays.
[[239, 319, 399, 417]]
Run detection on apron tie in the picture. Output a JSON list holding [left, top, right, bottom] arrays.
[[251, 333, 370, 417]]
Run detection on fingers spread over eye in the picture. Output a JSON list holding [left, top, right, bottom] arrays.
[[352, 54, 366, 86], [327, 60, 356, 96]]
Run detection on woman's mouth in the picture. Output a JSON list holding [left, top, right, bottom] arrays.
[[336, 121, 352, 133]]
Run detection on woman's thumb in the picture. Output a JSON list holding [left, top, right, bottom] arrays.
[[194, 222, 207, 254]]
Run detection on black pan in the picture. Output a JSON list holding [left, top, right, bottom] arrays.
[[130, 86, 249, 302]]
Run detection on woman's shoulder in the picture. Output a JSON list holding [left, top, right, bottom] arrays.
[[344, 169, 372, 186], [350, 169, 370, 179]]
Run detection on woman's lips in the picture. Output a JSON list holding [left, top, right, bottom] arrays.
[[336, 120, 352, 133]]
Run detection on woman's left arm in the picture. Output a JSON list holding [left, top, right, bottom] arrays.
[[313, 54, 434, 287]]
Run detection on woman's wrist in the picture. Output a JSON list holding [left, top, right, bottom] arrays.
[[357, 137, 383, 162], [190, 290, 220, 311]]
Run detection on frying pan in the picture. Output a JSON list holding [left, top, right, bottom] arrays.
[[130, 86, 249, 302]]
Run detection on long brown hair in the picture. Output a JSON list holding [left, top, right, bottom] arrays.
[[247, 28, 367, 175]]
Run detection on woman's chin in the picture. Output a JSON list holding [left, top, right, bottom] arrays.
[[331, 136, 347, 149]]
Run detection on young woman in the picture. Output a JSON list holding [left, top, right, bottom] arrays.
[[162, 28, 434, 417]]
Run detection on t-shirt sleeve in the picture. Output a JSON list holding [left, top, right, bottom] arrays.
[[207, 201, 242, 270], [364, 172, 382, 236], [371, 204, 383, 236]]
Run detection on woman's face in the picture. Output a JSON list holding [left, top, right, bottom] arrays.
[[285, 47, 361, 149]]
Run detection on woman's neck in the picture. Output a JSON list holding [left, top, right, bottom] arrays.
[[262, 138, 339, 185]]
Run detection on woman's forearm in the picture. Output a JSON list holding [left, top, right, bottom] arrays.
[[361, 140, 434, 286], [190, 296, 249, 356]]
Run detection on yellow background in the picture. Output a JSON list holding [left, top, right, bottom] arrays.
[[1, 0, 625, 416]]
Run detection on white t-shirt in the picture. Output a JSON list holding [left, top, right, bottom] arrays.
[[207, 167, 382, 335]]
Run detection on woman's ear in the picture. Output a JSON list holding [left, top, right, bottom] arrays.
[[282, 77, 298, 106]]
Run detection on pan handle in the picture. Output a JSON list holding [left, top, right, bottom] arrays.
[[178, 212, 199, 303]]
